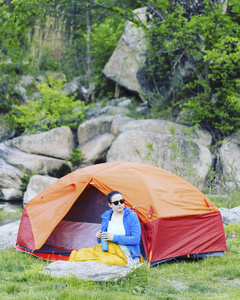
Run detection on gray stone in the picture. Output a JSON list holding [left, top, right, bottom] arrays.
[[62, 76, 84, 99], [41, 260, 141, 281], [14, 85, 28, 102], [10, 126, 74, 160], [77, 115, 133, 165], [1, 188, 23, 201], [136, 102, 149, 115], [104, 105, 130, 116], [107, 125, 212, 189], [85, 103, 109, 119], [85, 98, 133, 120], [103, 7, 147, 96], [36, 75, 45, 82], [0, 220, 20, 249], [219, 133, 240, 185], [23, 175, 58, 205], [19, 75, 35, 86], [77, 116, 114, 145], [219, 206, 240, 225], [111, 116, 133, 136], [0, 142, 71, 178], [79, 133, 115, 165], [118, 119, 212, 147], [0, 159, 23, 189], [0, 159, 23, 201]]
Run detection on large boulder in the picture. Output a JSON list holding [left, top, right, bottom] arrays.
[[219, 207, 240, 225], [62, 76, 85, 99], [219, 133, 240, 186], [0, 142, 71, 178], [23, 175, 58, 205], [0, 220, 20, 249], [10, 126, 74, 160], [85, 98, 134, 120], [41, 260, 140, 281], [118, 119, 212, 147], [103, 7, 147, 96], [107, 120, 213, 189], [77, 115, 133, 165], [78, 116, 117, 165], [0, 159, 24, 201], [79, 133, 115, 166], [78, 116, 115, 145]]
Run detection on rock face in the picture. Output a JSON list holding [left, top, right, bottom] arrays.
[[0, 94, 239, 201], [0, 133, 71, 201], [77, 115, 132, 166], [41, 260, 139, 281], [107, 120, 212, 189], [77, 116, 115, 165], [219, 133, 240, 186], [0, 220, 20, 249], [103, 7, 147, 96], [219, 207, 240, 225], [10, 127, 74, 160], [85, 98, 134, 120], [23, 175, 58, 205], [0, 142, 71, 177], [0, 158, 24, 201]]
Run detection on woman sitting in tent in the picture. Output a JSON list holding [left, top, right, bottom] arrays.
[[69, 190, 141, 266]]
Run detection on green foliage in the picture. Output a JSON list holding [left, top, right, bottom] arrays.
[[19, 169, 34, 193], [0, 208, 22, 226], [4, 76, 86, 134], [204, 141, 240, 209], [0, 0, 44, 67], [38, 47, 61, 72], [135, 142, 158, 166], [0, 75, 19, 113], [224, 223, 240, 256], [141, 0, 240, 140], [70, 148, 85, 170], [89, 16, 125, 85]]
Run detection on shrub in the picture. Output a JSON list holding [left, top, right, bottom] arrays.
[[4, 76, 86, 134]]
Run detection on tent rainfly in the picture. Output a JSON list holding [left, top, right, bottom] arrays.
[[16, 162, 227, 266]]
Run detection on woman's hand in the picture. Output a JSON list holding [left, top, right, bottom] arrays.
[[96, 230, 102, 240], [101, 232, 113, 241]]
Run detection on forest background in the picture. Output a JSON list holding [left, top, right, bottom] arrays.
[[1, 0, 240, 142]]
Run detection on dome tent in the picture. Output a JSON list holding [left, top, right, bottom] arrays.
[[16, 162, 227, 266]]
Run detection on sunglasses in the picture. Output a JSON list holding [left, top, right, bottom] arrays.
[[110, 199, 125, 206]]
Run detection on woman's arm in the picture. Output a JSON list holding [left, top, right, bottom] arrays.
[[112, 213, 141, 246]]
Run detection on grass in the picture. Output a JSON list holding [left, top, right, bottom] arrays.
[[0, 208, 23, 226], [208, 192, 240, 209], [0, 222, 240, 299]]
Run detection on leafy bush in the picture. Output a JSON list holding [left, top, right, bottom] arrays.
[[141, 0, 240, 141], [0, 75, 19, 113], [38, 47, 61, 72], [70, 148, 85, 170], [4, 76, 86, 134]]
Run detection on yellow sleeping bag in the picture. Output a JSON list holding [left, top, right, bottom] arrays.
[[69, 242, 128, 266]]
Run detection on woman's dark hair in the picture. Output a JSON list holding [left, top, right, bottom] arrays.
[[107, 190, 121, 203]]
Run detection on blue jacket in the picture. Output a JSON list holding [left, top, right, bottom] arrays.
[[99, 207, 141, 259]]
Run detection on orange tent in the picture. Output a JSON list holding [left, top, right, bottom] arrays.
[[16, 162, 227, 265]]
